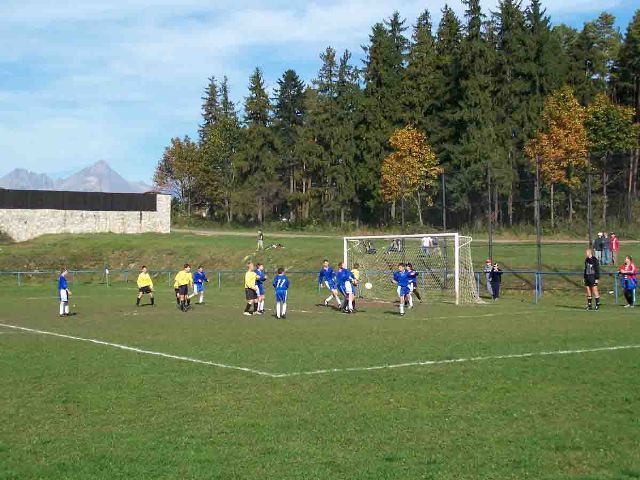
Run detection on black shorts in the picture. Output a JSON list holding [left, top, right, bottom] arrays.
[[139, 286, 152, 294], [584, 276, 597, 288], [245, 288, 257, 301], [177, 285, 189, 296]]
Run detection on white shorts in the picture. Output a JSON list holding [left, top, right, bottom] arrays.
[[343, 281, 353, 295], [59, 289, 68, 302]]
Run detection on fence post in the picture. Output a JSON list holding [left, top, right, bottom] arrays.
[[167, 271, 171, 286], [218, 271, 222, 291], [613, 272, 619, 305], [17, 272, 22, 287], [475, 272, 480, 296]]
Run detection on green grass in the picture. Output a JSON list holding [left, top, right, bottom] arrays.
[[1, 280, 639, 479]]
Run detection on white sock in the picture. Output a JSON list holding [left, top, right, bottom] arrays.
[[400, 303, 404, 314], [199, 293, 204, 303], [59, 302, 64, 315], [408, 295, 413, 307], [65, 304, 69, 314], [282, 303, 287, 316], [260, 300, 265, 311], [335, 296, 341, 307], [325, 295, 333, 304], [348, 299, 353, 311], [276, 303, 281, 318]]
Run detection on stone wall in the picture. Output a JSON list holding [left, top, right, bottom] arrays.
[[0, 194, 171, 242]]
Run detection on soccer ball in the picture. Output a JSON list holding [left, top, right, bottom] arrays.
[[364, 282, 373, 290]]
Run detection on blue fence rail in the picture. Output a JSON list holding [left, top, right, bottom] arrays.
[[0, 268, 624, 305]]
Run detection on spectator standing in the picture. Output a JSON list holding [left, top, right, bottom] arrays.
[[421, 236, 432, 255], [593, 233, 604, 263], [619, 256, 637, 308], [257, 230, 264, 250], [483, 259, 494, 297], [610, 233, 620, 265], [603, 232, 611, 265], [489, 263, 503, 301]]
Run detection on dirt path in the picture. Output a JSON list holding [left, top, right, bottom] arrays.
[[173, 228, 639, 244]]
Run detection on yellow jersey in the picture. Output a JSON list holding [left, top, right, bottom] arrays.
[[244, 270, 257, 289], [174, 270, 193, 288], [137, 272, 153, 289], [352, 269, 360, 281]]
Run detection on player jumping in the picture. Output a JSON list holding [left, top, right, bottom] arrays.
[[58, 268, 71, 317], [584, 248, 601, 311], [392, 263, 411, 316], [273, 267, 290, 319], [318, 260, 341, 308], [190, 266, 209, 304], [136, 265, 155, 306], [255, 263, 267, 315]]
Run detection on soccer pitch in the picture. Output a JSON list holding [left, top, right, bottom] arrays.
[[2, 280, 640, 479]]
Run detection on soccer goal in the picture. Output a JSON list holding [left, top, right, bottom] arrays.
[[344, 233, 479, 305]]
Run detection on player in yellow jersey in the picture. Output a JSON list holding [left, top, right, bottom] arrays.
[[243, 262, 259, 316], [174, 264, 193, 312], [136, 265, 155, 306]]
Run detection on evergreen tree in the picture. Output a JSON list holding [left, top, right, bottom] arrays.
[[236, 68, 280, 223], [618, 10, 640, 119], [220, 76, 236, 119], [199, 77, 221, 142]]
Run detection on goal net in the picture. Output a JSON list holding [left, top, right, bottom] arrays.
[[344, 233, 479, 305]]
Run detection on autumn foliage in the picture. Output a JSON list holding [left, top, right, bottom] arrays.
[[380, 126, 442, 204], [525, 86, 588, 187]]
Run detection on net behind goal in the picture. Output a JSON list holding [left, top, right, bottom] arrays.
[[344, 233, 479, 305]]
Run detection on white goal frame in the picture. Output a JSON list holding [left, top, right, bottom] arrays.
[[343, 233, 477, 305]]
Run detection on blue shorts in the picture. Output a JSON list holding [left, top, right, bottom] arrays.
[[397, 286, 411, 297], [257, 284, 265, 296], [194, 283, 205, 293], [275, 290, 287, 303], [324, 280, 337, 290]]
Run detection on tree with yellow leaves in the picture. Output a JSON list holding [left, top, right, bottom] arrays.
[[525, 86, 588, 227], [381, 125, 442, 227]]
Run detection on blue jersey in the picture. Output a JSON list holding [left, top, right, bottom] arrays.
[[58, 275, 68, 290], [256, 270, 266, 295], [318, 267, 336, 288], [336, 268, 354, 288], [193, 271, 208, 285], [393, 270, 410, 288], [273, 274, 289, 302], [407, 269, 418, 285]]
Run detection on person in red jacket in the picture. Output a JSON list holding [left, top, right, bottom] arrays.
[[610, 233, 620, 265]]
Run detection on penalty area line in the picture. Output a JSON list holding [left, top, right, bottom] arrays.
[[0, 323, 278, 378], [271, 344, 640, 378]]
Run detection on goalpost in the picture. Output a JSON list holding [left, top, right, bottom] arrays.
[[343, 233, 480, 305]]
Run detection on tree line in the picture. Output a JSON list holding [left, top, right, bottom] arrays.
[[154, 0, 640, 231]]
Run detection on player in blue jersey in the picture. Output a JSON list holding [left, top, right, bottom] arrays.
[[392, 263, 411, 316], [318, 259, 341, 308], [336, 263, 357, 314], [58, 268, 71, 317], [273, 267, 290, 319], [189, 266, 209, 304], [406, 263, 422, 307], [255, 263, 267, 315]]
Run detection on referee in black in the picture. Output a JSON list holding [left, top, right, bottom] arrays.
[[584, 248, 601, 310]]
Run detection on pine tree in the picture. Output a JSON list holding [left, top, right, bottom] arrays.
[[273, 69, 307, 220], [618, 10, 640, 120], [220, 76, 236, 120], [199, 77, 221, 142], [236, 68, 280, 223]]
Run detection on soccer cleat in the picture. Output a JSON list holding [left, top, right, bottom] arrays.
[[324, 300, 329, 307], [243, 312, 252, 316], [594, 305, 600, 311], [400, 313, 405, 316], [282, 315, 286, 319]]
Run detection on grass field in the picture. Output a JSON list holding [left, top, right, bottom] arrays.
[[1, 232, 640, 479]]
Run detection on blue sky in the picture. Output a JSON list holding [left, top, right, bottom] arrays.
[[0, 0, 636, 182]]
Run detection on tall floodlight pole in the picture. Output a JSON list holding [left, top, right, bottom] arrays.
[[441, 172, 447, 232], [535, 156, 542, 273], [487, 165, 493, 261], [587, 154, 593, 246]]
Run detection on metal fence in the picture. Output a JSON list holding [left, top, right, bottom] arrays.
[[1, 268, 625, 305]]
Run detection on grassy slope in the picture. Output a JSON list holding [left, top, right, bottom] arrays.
[[1, 285, 639, 479]]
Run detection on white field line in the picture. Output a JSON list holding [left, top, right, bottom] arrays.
[[1, 322, 639, 379], [0, 323, 278, 378]]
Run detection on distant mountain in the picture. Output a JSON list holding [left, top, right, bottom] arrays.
[[0, 168, 55, 190], [0, 161, 149, 193]]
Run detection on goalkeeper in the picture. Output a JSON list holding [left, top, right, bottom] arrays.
[[583, 249, 601, 311]]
